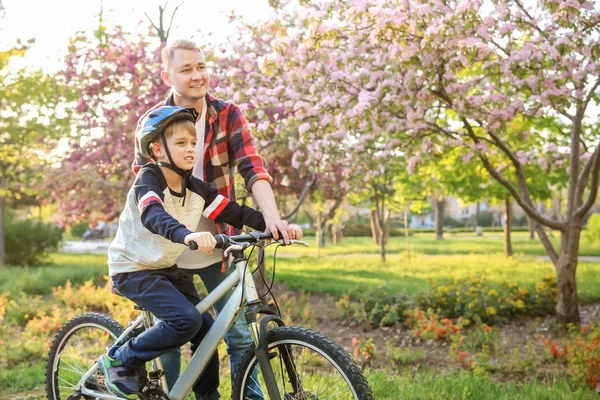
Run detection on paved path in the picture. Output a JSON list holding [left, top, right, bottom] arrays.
[[62, 240, 110, 254], [60, 240, 600, 262]]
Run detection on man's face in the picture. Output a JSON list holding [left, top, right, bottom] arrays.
[[162, 49, 209, 102]]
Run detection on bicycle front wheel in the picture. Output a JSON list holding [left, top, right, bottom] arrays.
[[45, 312, 124, 400], [232, 326, 373, 400]]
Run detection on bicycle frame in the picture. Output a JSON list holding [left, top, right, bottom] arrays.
[[76, 252, 281, 400]]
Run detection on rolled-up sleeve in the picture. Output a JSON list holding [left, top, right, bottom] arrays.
[[227, 105, 273, 193]]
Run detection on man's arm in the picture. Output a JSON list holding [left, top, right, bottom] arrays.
[[251, 179, 291, 242], [227, 104, 291, 241]]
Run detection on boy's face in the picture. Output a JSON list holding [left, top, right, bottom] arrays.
[[161, 49, 209, 103], [153, 127, 196, 170]]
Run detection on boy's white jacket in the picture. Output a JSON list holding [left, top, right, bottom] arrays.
[[107, 163, 265, 276]]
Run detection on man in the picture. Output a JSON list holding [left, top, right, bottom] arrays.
[[133, 39, 289, 399]]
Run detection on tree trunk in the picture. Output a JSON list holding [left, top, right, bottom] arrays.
[[304, 208, 314, 227], [434, 197, 444, 240], [403, 209, 409, 239], [526, 215, 535, 240], [329, 222, 344, 244], [555, 225, 582, 325], [370, 210, 389, 246], [316, 212, 326, 248], [0, 194, 5, 265], [378, 209, 390, 262], [504, 197, 513, 258], [370, 210, 380, 244], [474, 202, 481, 232]]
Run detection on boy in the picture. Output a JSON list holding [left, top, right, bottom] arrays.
[[102, 105, 300, 399]]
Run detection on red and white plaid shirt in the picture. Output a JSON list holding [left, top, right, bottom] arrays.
[[133, 92, 272, 235]]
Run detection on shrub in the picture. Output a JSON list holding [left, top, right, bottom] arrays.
[[538, 323, 600, 390], [415, 275, 557, 325], [444, 216, 466, 228], [477, 212, 494, 227], [342, 223, 409, 237], [336, 287, 413, 329], [70, 219, 90, 239], [4, 210, 63, 266]]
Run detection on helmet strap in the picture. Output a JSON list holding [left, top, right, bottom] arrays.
[[157, 132, 193, 206]]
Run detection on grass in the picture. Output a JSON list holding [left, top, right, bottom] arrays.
[[367, 367, 599, 399], [0, 253, 107, 296], [3, 364, 596, 400], [2, 234, 600, 399], [288, 232, 600, 257], [268, 253, 600, 300]]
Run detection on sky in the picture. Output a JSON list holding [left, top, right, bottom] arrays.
[[1, 0, 272, 73]]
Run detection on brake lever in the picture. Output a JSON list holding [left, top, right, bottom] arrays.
[[290, 239, 309, 247], [223, 240, 253, 258]]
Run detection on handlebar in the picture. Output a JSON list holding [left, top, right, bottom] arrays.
[[188, 231, 274, 251]]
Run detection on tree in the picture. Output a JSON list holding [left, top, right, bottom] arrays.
[[46, 23, 168, 221], [243, 0, 598, 325], [0, 43, 74, 264]]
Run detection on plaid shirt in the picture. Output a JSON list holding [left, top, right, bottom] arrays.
[[133, 92, 272, 235]]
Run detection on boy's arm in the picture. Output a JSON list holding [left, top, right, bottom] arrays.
[[135, 167, 193, 244], [188, 178, 266, 231]]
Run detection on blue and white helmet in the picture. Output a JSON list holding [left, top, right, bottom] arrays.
[[137, 106, 196, 158]]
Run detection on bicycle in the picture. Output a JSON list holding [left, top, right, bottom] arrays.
[[45, 231, 374, 400]]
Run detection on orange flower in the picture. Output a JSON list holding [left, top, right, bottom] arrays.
[[435, 328, 447, 340], [582, 325, 590, 334], [352, 337, 360, 348]]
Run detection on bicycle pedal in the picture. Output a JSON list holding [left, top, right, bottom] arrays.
[[268, 351, 278, 359]]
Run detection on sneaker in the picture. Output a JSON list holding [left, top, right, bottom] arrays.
[[97, 352, 139, 399]]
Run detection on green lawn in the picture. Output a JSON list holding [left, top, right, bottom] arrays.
[[0, 253, 108, 295], [2, 235, 599, 399], [269, 253, 600, 300], [2, 235, 599, 301], [288, 232, 600, 257], [368, 368, 598, 399]]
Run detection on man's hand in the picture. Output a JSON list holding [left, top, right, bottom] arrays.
[[265, 218, 303, 245], [184, 232, 216, 254]]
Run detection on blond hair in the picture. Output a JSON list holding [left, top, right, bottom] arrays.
[[161, 39, 204, 70]]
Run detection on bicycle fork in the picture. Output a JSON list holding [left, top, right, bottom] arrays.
[[241, 262, 301, 400]]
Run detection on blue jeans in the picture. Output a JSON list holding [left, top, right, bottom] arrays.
[[160, 261, 263, 399], [111, 266, 220, 400]]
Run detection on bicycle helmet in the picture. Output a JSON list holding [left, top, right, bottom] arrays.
[[137, 105, 198, 206]]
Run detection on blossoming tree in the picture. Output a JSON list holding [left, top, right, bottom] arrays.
[[246, 0, 598, 324]]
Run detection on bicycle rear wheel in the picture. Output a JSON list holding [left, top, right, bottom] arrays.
[[232, 326, 373, 400], [45, 312, 124, 400]]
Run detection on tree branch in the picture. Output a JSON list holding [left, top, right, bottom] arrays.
[[574, 142, 599, 209], [471, 118, 542, 214], [575, 144, 600, 218], [282, 172, 316, 221], [534, 221, 559, 264], [463, 121, 565, 230]]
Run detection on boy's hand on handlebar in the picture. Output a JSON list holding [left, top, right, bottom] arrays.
[[185, 232, 216, 254]]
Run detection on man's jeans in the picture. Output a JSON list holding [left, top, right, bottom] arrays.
[[161, 261, 263, 399]]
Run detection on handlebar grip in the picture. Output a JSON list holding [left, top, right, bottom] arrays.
[[188, 240, 198, 251], [214, 234, 228, 249]]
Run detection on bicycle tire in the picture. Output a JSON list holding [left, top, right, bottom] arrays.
[[45, 312, 124, 400], [232, 326, 374, 400]]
